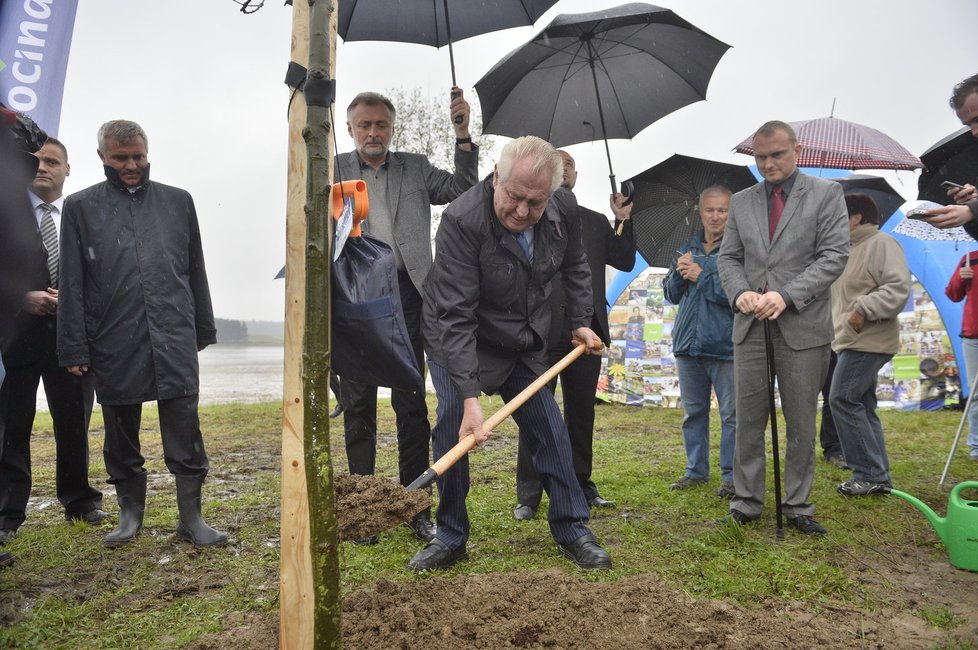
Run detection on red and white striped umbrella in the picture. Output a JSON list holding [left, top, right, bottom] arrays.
[[734, 116, 922, 171]]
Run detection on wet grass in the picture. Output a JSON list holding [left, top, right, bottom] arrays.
[[0, 398, 976, 647]]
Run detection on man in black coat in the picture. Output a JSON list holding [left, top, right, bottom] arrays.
[[513, 150, 635, 519], [58, 120, 227, 549], [410, 136, 612, 572], [0, 138, 107, 545], [0, 106, 46, 568]]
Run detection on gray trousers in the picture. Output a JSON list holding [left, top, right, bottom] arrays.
[[730, 321, 829, 519]]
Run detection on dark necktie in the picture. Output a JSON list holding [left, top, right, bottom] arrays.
[[514, 230, 533, 262], [39, 203, 59, 288], [769, 185, 784, 240]]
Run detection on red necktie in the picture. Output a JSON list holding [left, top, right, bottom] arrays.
[[769, 185, 784, 240]]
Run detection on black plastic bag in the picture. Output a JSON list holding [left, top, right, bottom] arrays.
[[331, 232, 423, 391]]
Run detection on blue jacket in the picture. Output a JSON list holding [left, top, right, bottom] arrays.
[[663, 234, 734, 360]]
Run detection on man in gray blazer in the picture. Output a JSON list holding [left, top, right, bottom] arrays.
[[717, 120, 849, 536], [334, 90, 479, 543]]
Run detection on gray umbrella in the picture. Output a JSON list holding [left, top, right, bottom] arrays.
[[625, 154, 755, 268], [832, 174, 905, 225], [337, 0, 560, 86], [475, 3, 730, 194]]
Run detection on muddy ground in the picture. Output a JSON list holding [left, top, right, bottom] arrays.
[[4, 404, 978, 649]]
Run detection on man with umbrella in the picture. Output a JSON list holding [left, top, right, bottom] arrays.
[[512, 149, 635, 520], [333, 90, 479, 543], [717, 120, 849, 536], [922, 73, 978, 234], [414, 136, 611, 571]]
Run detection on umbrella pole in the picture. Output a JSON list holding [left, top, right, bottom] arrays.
[[763, 320, 785, 541], [442, 0, 457, 87], [584, 38, 617, 196], [940, 362, 978, 485]]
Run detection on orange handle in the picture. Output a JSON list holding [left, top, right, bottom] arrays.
[[331, 180, 369, 236]]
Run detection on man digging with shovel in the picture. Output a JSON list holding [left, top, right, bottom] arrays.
[[412, 136, 611, 572]]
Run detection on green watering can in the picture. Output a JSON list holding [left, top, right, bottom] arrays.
[[887, 481, 978, 572]]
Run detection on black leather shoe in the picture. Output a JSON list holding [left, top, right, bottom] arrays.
[[716, 509, 754, 526], [788, 515, 827, 536], [351, 535, 379, 546], [0, 529, 15, 545], [407, 538, 467, 572], [557, 533, 612, 570], [513, 504, 536, 520], [588, 495, 616, 508], [406, 512, 437, 542], [66, 509, 110, 525], [0, 551, 13, 568]]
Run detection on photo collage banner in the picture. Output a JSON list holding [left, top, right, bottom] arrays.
[[598, 270, 959, 411]]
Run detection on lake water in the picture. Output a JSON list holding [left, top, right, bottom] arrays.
[[34, 345, 412, 410]]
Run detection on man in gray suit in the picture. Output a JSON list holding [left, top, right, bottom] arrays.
[[717, 120, 849, 536], [334, 90, 479, 543]]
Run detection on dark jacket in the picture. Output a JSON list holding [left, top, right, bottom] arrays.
[[663, 233, 734, 360], [422, 177, 592, 398], [57, 166, 216, 404], [546, 203, 635, 349], [0, 138, 44, 348]]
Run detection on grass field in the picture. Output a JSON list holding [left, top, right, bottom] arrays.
[[0, 399, 976, 648]]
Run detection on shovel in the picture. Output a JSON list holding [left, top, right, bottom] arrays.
[[406, 343, 590, 491]]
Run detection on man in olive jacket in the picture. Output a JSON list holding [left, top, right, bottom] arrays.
[[413, 136, 611, 573], [58, 120, 226, 549]]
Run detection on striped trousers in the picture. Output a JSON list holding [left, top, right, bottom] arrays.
[[429, 360, 591, 550]]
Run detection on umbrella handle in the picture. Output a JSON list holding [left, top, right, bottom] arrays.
[[406, 344, 591, 490]]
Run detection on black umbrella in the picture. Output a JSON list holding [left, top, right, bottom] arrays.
[[917, 127, 978, 205], [337, 0, 560, 86], [626, 154, 756, 268], [475, 3, 730, 194], [832, 174, 906, 224]]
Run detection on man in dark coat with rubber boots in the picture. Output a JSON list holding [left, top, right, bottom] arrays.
[[58, 120, 227, 548]]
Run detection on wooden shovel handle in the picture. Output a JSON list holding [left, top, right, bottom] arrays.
[[428, 343, 589, 477]]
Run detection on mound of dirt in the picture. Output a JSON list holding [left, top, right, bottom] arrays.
[[340, 569, 949, 649], [334, 473, 431, 541]]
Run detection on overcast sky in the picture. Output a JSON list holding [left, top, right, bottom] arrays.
[[54, 0, 978, 322]]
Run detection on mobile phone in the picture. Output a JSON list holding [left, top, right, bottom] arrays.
[[941, 180, 965, 191], [905, 207, 932, 220], [619, 180, 634, 206]]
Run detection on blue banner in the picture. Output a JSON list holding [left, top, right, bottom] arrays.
[[0, 0, 78, 136]]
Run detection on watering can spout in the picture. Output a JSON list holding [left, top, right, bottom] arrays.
[[887, 488, 947, 544]]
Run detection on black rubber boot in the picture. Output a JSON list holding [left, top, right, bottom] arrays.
[[174, 476, 228, 547], [104, 474, 147, 548]]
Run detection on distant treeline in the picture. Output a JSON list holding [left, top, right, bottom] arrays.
[[215, 319, 284, 345]]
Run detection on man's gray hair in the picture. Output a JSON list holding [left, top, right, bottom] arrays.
[[346, 92, 396, 121], [97, 120, 148, 153], [699, 184, 732, 202], [496, 136, 562, 192]]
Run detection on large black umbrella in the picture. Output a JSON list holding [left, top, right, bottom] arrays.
[[475, 3, 730, 194], [832, 174, 906, 225], [917, 127, 978, 205], [626, 154, 756, 268], [337, 0, 560, 86]]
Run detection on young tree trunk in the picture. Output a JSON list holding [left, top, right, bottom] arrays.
[[280, 0, 341, 647], [303, 0, 342, 646]]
